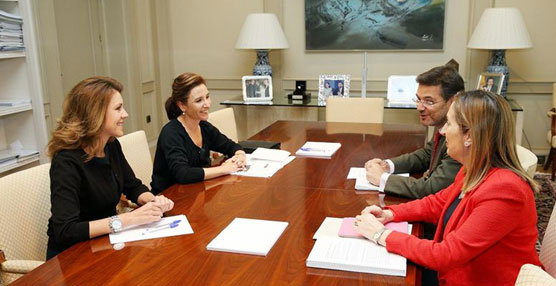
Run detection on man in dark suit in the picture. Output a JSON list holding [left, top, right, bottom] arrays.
[[332, 81, 344, 96], [481, 77, 498, 93], [365, 64, 464, 199], [246, 79, 256, 98]]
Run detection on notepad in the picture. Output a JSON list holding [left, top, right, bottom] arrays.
[[295, 142, 341, 158], [206, 218, 288, 256], [250, 147, 291, 161], [338, 218, 409, 238], [232, 154, 295, 178]]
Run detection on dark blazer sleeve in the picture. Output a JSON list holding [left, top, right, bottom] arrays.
[[113, 139, 149, 203], [49, 152, 90, 248], [385, 138, 461, 199], [158, 125, 205, 183], [203, 121, 242, 157]]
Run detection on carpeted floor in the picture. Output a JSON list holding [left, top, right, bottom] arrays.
[[534, 173, 556, 252]]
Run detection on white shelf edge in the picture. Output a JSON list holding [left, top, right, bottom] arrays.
[[0, 153, 39, 174], [0, 51, 25, 59], [0, 103, 32, 117]]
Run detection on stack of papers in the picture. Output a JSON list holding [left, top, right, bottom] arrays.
[[232, 148, 295, 178], [307, 217, 412, 276], [0, 10, 24, 52], [109, 214, 193, 244], [206, 218, 288, 256], [295, 142, 341, 158], [347, 167, 409, 191]]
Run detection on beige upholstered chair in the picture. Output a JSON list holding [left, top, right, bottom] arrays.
[[516, 145, 538, 178], [515, 205, 556, 285], [515, 264, 556, 286], [545, 85, 556, 180], [118, 130, 152, 187], [0, 163, 51, 285], [208, 108, 239, 142], [325, 97, 385, 124]]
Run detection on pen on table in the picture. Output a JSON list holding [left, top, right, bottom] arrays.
[[300, 147, 326, 152], [142, 220, 181, 235], [263, 163, 269, 168]]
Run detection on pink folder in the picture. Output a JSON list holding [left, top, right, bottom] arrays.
[[338, 218, 409, 238]]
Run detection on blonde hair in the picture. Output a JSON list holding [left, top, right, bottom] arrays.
[[452, 90, 537, 193], [47, 76, 123, 161]]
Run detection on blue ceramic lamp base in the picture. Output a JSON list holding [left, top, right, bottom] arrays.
[[253, 49, 272, 76]]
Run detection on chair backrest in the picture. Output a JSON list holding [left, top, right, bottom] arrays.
[[540, 203, 556, 277], [515, 264, 556, 286], [208, 108, 239, 142], [325, 97, 384, 124], [516, 145, 538, 178], [0, 163, 51, 263], [118, 130, 153, 187]]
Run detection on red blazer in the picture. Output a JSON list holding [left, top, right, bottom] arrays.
[[385, 168, 541, 286]]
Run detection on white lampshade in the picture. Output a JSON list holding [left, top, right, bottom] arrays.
[[235, 13, 289, 50], [467, 8, 532, 50]]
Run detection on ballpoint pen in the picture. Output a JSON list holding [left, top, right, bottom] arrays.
[[300, 147, 327, 152], [142, 220, 181, 235]]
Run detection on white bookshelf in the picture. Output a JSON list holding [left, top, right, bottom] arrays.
[[0, 0, 48, 177]]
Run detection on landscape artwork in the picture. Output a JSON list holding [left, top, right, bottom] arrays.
[[305, 0, 445, 50]]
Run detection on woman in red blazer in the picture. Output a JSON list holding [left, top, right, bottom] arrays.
[[355, 90, 542, 286]]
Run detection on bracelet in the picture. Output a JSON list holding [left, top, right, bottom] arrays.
[[371, 227, 387, 244]]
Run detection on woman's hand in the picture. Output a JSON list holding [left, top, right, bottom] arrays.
[[220, 158, 243, 174], [361, 205, 394, 224], [120, 202, 164, 227], [230, 151, 247, 168], [151, 195, 174, 213], [354, 213, 392, 246]]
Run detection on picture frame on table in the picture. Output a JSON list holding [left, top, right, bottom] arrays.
[[476, 72, 504, 95], [318, 74, 350, 105], [242, 75, 273, 102]]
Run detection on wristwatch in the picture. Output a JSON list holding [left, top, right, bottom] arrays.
[[109, 215, 122, 233], [371, 227, 387, 244]]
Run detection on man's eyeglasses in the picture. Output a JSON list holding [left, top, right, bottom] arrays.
[[412, 97, 437, 108]]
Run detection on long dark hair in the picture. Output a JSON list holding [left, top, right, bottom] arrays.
[[165, 72, 206, 120]]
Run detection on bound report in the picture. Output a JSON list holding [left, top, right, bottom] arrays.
[[206, 218, 288, 256], [295, 141, 341, 158], [306, 236, 407, 276]]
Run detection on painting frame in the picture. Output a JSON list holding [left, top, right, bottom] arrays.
[[318, 74, 351, 105], [476, 72, 504, 96], [305, 0, 446, 51], [242, 75, 273, 102]]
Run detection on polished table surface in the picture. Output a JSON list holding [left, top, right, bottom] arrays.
[[14, 121, 426, 286]]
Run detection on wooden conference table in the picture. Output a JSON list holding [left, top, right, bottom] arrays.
[[14, 121, 426, 286]]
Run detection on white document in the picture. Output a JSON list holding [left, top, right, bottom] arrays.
[[387, 75, 418, 104], [109, 215, 193, 244], [206, 218, 288, 256], [306, 236, 407, 276], [295, 142, 341, 158], [232, 154, 295, 178], [348, 167, 409, 191], [250, 147, 291, 162]]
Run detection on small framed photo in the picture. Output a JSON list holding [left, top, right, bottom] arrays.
[[242, 75, 273, 102], [477, 72, 504, 95], [318, 74, 351, 105]]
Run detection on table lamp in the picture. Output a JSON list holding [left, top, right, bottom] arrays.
[[235, 13, 289, 76], [467, 8, 532, 97]]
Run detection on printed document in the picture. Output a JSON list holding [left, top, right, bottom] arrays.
[[347, 167, 409, 191], [232, 153, 295, 178], [109, 214, 193, 244]]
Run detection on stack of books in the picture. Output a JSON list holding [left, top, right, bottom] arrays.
[[0, 10, 24, 52]]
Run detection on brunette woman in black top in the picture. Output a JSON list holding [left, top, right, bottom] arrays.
[[151, 72, 246, 194], [46, 77, 174, 259]]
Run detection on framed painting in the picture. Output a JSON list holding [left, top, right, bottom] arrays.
[[305, 0, 446, 51]]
